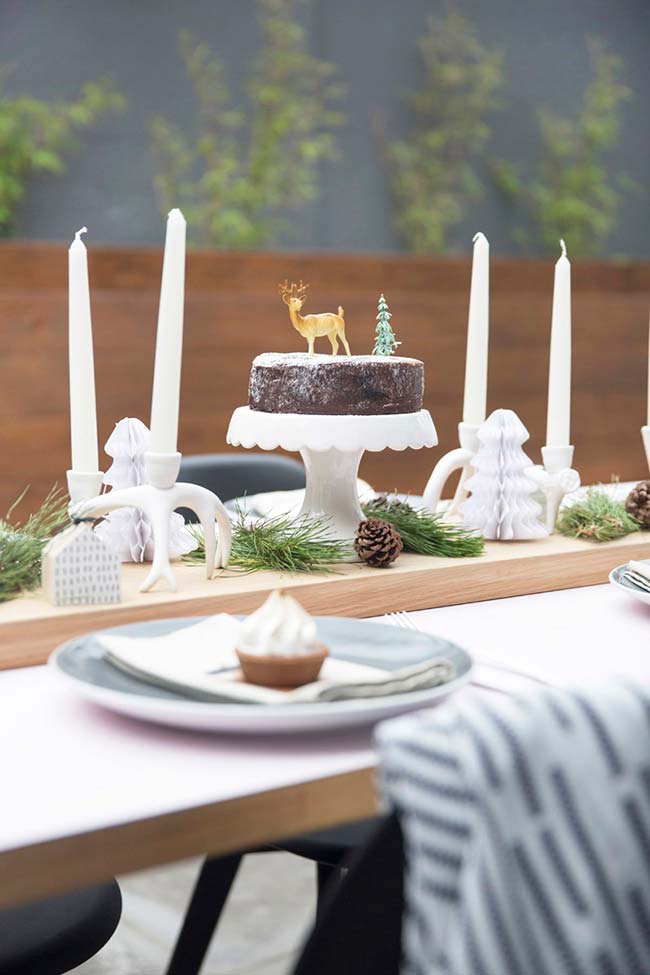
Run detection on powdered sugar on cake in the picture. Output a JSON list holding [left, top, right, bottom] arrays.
[[248, 353, 424, 416]]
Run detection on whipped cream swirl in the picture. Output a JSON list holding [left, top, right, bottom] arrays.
[[239, 590, 318, 656]]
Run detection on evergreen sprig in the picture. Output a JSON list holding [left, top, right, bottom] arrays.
[[185, 507, 348, 573], [556, 488, 640, 542], [0, 486, 69, 602], [362, 496, 484, 558]]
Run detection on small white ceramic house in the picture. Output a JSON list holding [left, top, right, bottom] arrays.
[[41, 523, 122, 606]]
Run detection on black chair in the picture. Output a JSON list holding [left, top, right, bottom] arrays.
[[0, 880, 122, 975], [179, 452, 306, 504], [166, 817, 380, 975], [167, 452, 381, 975], [169, 816, 404, 975], [292, 813, 404, 975]]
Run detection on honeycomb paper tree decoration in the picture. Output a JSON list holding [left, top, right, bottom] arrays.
[[372, 294, 401, 356], [460, 409, 547, 540], [94, 417, 198, 562]]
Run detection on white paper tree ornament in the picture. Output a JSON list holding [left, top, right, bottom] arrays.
[[94, 418, 198, 562], [460, 409, 547, 540]]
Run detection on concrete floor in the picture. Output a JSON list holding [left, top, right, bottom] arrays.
[[72, 852, 316, 975]]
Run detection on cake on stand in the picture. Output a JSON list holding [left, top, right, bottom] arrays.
[[227, 407, 437, 554]]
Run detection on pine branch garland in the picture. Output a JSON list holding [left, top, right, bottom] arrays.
[[185, 507, 348, 573], [362, 496, 484, 557], [0, 486, 69, 602], [556, 488, 640, 542]]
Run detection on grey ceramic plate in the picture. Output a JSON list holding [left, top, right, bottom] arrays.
[[609, 560, 650, 607], [50, 617, 472, 734]]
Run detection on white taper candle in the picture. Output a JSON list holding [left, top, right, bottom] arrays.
[[68, 227, 99, 473], [546, 239, 572, 447], [462, 232, 490, 426], [150, 208, 187, 454]]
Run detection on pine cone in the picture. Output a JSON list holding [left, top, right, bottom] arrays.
[[354, 518, 403, 567], [625, 480, 650, 528]]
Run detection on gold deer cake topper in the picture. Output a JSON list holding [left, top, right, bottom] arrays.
[[279, 280, 351, 357]]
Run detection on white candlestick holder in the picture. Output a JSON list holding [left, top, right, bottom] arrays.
[[69, 451, 232, 592], [422, 421, 480, 515], [526, 445, 580, 533], [67, 469, 105, 506], [641, 426, 650, 474]]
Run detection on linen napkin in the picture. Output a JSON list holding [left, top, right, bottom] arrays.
[[98, 614, 455, 705]]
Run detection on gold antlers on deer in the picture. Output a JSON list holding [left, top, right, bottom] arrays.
[[279, 279, 351, 357]]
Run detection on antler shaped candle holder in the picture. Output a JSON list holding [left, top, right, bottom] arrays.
[[68, 452, 232, 593], [526, 445, 580, 533], [422, 422, 480, 516]]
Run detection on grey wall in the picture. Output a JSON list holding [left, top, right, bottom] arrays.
[[2, 0, 648, 256]]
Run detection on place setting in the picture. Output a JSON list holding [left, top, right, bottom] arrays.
[[51, 590, 472, 734]]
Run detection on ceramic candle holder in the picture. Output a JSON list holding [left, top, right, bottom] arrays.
[[422, 421, 480, 515], [66, 470, 105, 506], [69, 451, 232, 593], [526, 445, 581, 533]]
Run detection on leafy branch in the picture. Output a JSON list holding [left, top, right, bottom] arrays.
[[386, 9, 503, 253], [151, 0, 344, 248], [492, 38, 632, 256], [0, 72, 126, 236]]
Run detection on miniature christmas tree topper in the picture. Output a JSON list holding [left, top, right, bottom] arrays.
[[373, 294, 400, 356]]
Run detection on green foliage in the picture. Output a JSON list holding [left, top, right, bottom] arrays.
[[151, 0, 344, 248], [362, 496, 485, 557], [386, 10, 503, 253], [372, 293, 400, 356], [556, 488, 640, 542], [0, 487, 69, 602], [493, 39, 632, 256], [185, 506, 348, 573], [0, 73, 125, 236]]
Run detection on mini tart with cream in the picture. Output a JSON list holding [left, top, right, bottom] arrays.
[[236, 590, 328, 688]]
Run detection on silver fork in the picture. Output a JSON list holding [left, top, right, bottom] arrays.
[[385, 611, 551, 688]]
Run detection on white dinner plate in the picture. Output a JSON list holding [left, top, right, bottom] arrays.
[[50, 616, 472, 734], [609, 560, 650, 607]]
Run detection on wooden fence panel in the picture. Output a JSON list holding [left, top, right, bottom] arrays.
[[1, 243, 648, 518]]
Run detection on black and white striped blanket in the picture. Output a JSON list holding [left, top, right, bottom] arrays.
[[377, 683, 650, 975]]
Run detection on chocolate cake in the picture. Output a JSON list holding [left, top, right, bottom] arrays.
[[248, 353, 424, 416]]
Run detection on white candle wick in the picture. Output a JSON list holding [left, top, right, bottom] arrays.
[[560, 239, 567, 258], [75, 226, 88, 242]]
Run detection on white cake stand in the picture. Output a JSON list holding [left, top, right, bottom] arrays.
[[227, 407, 437, 552]]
